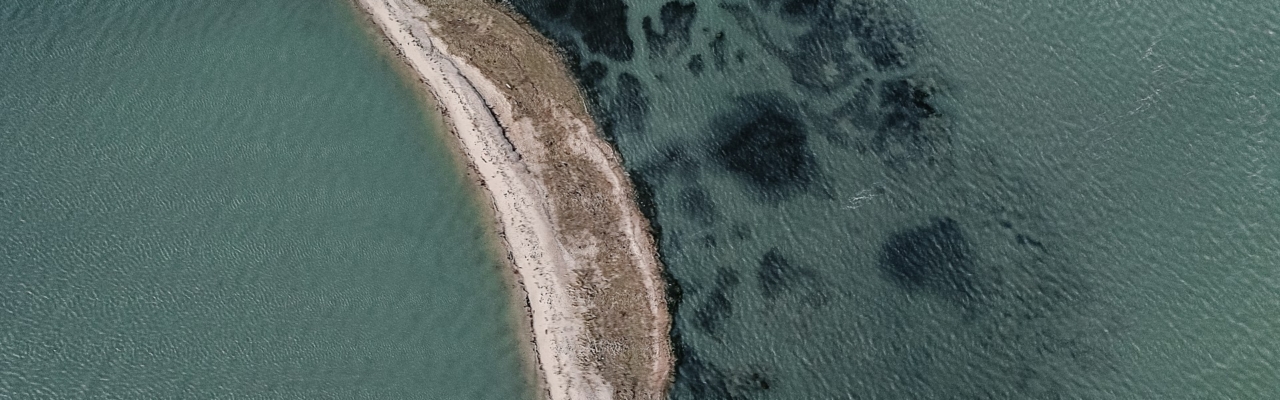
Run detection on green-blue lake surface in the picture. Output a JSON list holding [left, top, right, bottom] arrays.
[[1, 0, 532, 398]]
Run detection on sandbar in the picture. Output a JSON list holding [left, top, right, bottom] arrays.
[[353, 0, 675, 398]]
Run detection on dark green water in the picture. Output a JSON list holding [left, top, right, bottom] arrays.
[[505, 0, 1279, 398], [1, 0, 532, 397]]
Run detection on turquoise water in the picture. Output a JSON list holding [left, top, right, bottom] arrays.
[[507, 0, 1279, 398], [1, 0, 532, 398]]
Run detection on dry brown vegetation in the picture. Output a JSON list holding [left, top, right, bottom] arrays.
[[414, 0, 671, 398]]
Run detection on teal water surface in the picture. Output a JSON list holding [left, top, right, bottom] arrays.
[[502, 0, 1279, 397], [1, 0, 532, 397]]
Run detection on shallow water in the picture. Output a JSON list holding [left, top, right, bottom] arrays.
[[506, 0, 1279, 398], [0, 0, 532, 397]]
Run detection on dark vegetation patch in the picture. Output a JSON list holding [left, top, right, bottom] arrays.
[[510, 0, 634, 61], [570, 59, 609, 120], [850, 8, 914, 70], [1015, 233, 1045, 250], [664, 268, 684, 316], [642, 1, 698, 58], [731, 223, 752, 241], [695, 288, 732, 335], [626, 168, 692, 378], [563, 0, 634, 61], [501, 1, 637, 145], [775, 0, 834, 18], [721, 0, 952, 173], [711, 95, 818, 199], [858, 26, 907, 71], [878, 78, 937, 132], [756, 249, 820, 302], [678, 187, 717, 224], [710, 31, 728, 70], [827, 78, 878, 145], [786, 24, 869, 92], [764, 0, 916, 69], [629, 169, 662, 241], [576, 60, 608, 93], [726, 0, 916, 92], [878, 217, 975, 301], [626, 169, 683, 316], [671, 341, 733, 399], [698, 234, 718, 248], [634, 146, 699, 184], [672, 337, 774, 400], [613, 73, 650, 133], [869, 78, 950, 171], [693, 267, 741, 336], [858, 204, 1107, 398], [687, 54, 705, 76]]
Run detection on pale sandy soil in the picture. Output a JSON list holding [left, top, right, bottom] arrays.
[[354, 0, 673, 399]]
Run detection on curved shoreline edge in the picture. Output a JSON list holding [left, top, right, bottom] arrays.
[[353, 0, 674, 398]]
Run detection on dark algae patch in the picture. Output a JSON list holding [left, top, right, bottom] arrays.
[[719, 0, 952, 173], [879, 217, 976, 302], [507, 0, 635, 61], [829, 78, 879, 144], [677, 187, 717, 224], [712, 95, 817, 199], [565, 0, 634, 61], [672, 336, 775, 400], [878, 79, 938, 132], [686, 54, 705, 75], [612, 72, 650, 133], [709, 31, 728, 70], [869, 77, 951, 171], [756, 249, 821, 303], [693, 267, 741, 337], [643, 1, 698, 58], [575, 60, 608, 94]]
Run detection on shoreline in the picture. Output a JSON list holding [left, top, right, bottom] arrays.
[[352, 0, 674, 399], [345, 5, 546, 396]]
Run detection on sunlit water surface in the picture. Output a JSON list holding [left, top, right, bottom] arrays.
[[1, 1, 533, 398]]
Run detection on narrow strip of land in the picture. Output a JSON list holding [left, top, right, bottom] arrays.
[[355, 0, 674, 398]]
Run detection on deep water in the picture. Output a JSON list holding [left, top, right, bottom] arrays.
[[503, 0, 1280, 398], [0, 0, 532, 398]]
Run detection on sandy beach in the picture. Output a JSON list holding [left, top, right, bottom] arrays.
[[354, 0, 674, 398]]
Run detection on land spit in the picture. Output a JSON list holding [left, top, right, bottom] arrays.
[[354, 0, 674, 398]]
